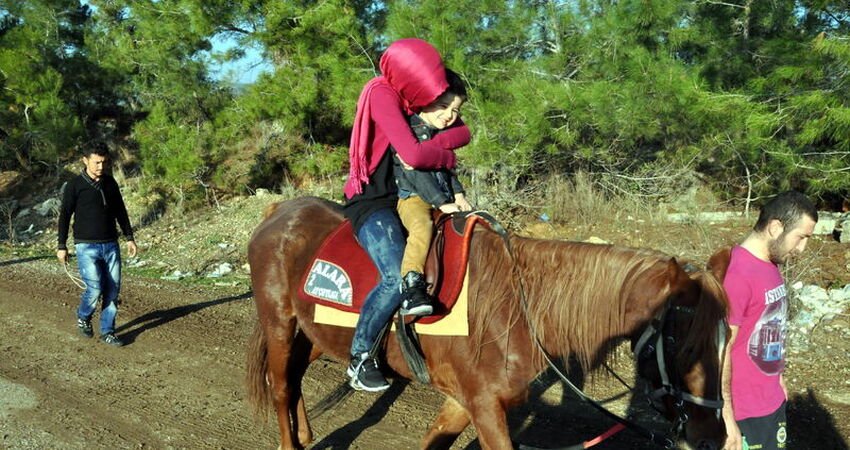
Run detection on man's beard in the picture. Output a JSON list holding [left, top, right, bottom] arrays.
[[767, 233, 789, 265]]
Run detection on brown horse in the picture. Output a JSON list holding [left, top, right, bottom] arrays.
[[246, 196, 729, 449]]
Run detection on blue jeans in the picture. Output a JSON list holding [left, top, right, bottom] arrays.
[[75, 242, 122, 334], [350, 208, 405, 356]]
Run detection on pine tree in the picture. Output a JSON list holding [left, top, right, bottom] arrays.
[[4, 0, 846, 204], [0, 1, 86, 170]]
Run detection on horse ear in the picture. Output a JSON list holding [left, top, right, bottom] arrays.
[[707, 247, 732, 282], [666, 257, 689, 290], [263, 202, 281, 219]]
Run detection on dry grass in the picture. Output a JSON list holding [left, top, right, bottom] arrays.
[[3, 171, 844, 291], [541, 171, 640, 227], [125, 181, 342, 278], [506, 172, 755, 268]]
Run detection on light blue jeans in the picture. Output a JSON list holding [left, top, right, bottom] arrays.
[[350, 208, 405, 356], [75, 242, 122, 334]]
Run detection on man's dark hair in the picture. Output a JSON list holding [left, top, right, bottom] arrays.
[[444, 69, 467, 100], [754, 191, 818, 232], [83, 141, 110, 159]]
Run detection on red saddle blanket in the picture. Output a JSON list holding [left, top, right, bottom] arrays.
[[298, 213, 486, 325]]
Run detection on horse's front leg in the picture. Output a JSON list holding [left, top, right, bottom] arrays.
[[467, 399, 512, 450], [421, 396, 472, 449]]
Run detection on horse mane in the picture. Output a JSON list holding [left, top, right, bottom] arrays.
[[469, 231, 681, 372], [677, 270, 728, 369]]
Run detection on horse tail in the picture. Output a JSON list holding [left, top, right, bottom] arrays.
[[245, 320, 273, 420]]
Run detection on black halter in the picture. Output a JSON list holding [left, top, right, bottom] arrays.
[[633, 300, 727, 436]]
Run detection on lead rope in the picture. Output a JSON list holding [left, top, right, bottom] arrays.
[[490, 226, 675, 450], [64, 261, 86, 289]]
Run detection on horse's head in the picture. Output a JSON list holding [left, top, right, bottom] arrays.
[[633, 259, 729, 450]]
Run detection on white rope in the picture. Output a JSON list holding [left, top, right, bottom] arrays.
[[64, 262, 87, 290]]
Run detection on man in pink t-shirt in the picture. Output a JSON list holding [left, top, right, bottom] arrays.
[[722, 191, 818, 450]]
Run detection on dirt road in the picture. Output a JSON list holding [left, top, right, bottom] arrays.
[[1, 257, 847, 449]]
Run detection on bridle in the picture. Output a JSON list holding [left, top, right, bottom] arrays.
[[633, 299, 727, 436]]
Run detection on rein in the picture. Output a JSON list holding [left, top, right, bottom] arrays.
[[487, 222, 723, 449]]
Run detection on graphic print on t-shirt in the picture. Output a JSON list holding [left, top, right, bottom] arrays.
[[747, 283, 787, 375]]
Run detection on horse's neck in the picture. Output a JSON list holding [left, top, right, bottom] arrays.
[[507, 236, 671, 370]]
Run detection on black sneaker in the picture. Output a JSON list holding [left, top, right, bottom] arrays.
[[77, 317, 93, 338], [347, 353, 389, 392], [399, 271, 434, 316], [99, 333, 124, 347]]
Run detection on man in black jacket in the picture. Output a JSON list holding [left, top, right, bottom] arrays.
[[57, 143, 137, 347]]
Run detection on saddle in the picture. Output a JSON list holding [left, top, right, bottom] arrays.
[[298, 211, 498, 324]]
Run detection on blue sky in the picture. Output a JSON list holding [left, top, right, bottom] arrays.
[[208, 34, 273, 85]]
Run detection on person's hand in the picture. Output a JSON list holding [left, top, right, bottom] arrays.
[[454, 194, 473, 211], [722, 426, 743, 450], [439, 203, 461, 214], [396, 153, 414, 171], [56, 249, 68, 264], [722, 408, 743, 450], [127, 240, 138, 258]]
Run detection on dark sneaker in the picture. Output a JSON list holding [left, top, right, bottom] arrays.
[[99, 333, 124, 347], [347, 353, 389, 392], [77, 317, 93, 338], [399, 271, 434, 316]]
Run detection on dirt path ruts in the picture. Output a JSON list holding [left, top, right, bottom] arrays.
[[0, 258, 476, 449]]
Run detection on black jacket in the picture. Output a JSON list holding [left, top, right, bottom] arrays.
[[393, 114, 465, 207], [57, 171, 134, 250]]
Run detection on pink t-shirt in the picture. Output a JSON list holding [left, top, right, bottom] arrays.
[[723, 246, 788, 421]]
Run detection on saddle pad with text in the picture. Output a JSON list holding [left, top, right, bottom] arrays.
[[298, 220, 376, 311], [313, 272, 469, 336], [298, 215, 484, 325]]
